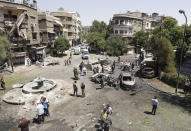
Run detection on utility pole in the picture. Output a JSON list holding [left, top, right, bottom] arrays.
[[175, 10, 187, 94]]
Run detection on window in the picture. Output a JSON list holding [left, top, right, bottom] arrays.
[[147, 23, 149, 27], [125, 30, 127, 34], [115, 20, 119, 25], [134, 20, 137, 24], [120, 30, 124, 34], [115, 30, 118, 34], [32, 33, 37, 40], [120, 20, 124, 25]]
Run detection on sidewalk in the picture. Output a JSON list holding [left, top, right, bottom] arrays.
[[144, 78, 185, 96]]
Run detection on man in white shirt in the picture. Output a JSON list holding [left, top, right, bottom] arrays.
[[36, 102, 44, 124], [152, 96, 159, 115]]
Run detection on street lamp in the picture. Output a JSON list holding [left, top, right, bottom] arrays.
[[175, 10, 187, 94]]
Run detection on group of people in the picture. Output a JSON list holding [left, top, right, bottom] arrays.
[[73, 81, 86, 97], [79, 61, 87, 76], [18, 96, 50, 130], [64, 58, 71, 66], [34, 96, 50, 124], [99, 104, 113, 131]]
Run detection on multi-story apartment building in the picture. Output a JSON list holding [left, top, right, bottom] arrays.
[[38, 11, 63, 54], [0, 0, 40, 64], [51, 10, 81, 45], [110, 11, 166, 38]]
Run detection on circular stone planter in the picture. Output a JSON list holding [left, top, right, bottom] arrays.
[[2, 88, 25, 105], [22, 78, 57, 94]]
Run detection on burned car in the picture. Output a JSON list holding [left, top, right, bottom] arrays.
[[119, 72, 135, 88], [90, 73, 110, 83], [141, 67, 155, 78]]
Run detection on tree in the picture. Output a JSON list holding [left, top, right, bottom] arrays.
[[87, 20, 108, 52], [87, 32, 105, 52], [105, 35, 128, 56], [153, 37, 176, 73], [54, 37, 70, 54], [89, 20, 107, 34], [131, 30, 149, 52]]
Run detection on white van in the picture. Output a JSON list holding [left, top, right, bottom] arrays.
[[74, 47, 81, 55]]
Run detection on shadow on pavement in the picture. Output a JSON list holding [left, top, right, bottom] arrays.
[[144, 111, 153, 115]]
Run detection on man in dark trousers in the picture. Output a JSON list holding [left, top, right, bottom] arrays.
[[0, 77, 6, 90], [100, 76, 104, 89], [18, 116, 30, 131], [152, 96, 159, 115], [73, 81, 78, 96], [81, 82, 86, 97]]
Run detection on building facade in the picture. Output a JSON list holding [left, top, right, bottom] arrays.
[[110, 11, 166, 38], [0, 0, 40, 64], [51, 10, 81, 45]]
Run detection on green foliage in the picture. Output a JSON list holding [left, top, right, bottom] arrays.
[[161, 72, 187, 88], [131, 30, 149, 50], [0, 36, 10, 60], [153, 37, 176, 73], [87, 20, 107, 52], [87, 32, 105, 52], [54, 37, 70, 53], [185, 25, 191, 45], [89, 20, 107, 34], [105, 35, 128, 56], [151, 17, 183, 47]]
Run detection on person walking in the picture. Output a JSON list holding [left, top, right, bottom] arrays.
[[18, 116, 30, 131], [81, 82, 86, 97], [73, 81, 78, 96], [118, 56, 120, 63], [100, 76, 104, 89], [151, 96, 159, 115], [184, 79, 190, 95], [0, 77, 6, 90], [36, 102, 44, 124]]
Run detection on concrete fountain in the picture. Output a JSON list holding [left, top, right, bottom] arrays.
[[2, 77, 57, 105]]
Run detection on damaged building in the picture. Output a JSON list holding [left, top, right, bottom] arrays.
[[0, 0, 41, 64], [38, 11, 63, 56]]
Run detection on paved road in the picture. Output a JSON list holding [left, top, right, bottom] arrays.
[[0, 54, 191, 131]]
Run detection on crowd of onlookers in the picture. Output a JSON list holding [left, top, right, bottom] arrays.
[[18, 96, 50, 131]]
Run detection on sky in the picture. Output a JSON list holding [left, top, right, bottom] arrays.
[[37, 0, 190, 26]]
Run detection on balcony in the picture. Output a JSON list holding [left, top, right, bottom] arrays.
[[62, 21, 73, 25], [68, 28, 74, 32]]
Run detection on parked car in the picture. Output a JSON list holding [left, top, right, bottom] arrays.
[[82, 51, 90, 59], [119, 72, 135, 88], [141, 67, 155, 78]]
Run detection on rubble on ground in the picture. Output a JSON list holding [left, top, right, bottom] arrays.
[[42, 56, 59, 66]]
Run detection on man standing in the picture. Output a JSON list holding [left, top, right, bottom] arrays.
[[36, 102, 44, 124], [0, 77, 5, 90], [81, 82, 86, 97], [73, 81, 78, 96], [18, 116, 30, 131], [151, 96, 159, 115], [100, 76, 104, 89], [42, 97, 50, 116]]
